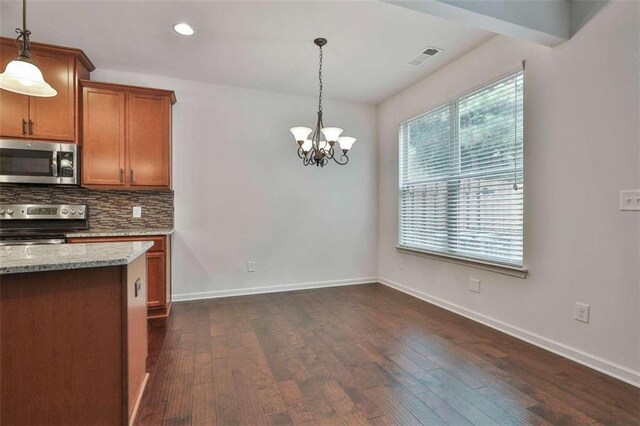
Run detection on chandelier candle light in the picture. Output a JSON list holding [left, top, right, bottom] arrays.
[[290, 38, 356, 167], [0, 0, 57, 97]]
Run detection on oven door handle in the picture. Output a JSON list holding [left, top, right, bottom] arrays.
[[0, 239, 66, 246], [51, 150, 58, 177]]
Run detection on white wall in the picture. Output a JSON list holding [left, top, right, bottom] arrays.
[[93, 0, 639, 386], [93, 69, 378, 299], [377, 1, 640, 385]]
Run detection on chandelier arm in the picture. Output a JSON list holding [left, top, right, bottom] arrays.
[[325, 146, 335, 159], [332, 154, 349, 165], [297, 147, 306, 159]]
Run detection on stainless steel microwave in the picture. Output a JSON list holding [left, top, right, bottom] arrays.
[[0, 139, 79, 185]]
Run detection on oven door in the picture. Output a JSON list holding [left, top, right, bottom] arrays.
[[0, 139, 78, 185]]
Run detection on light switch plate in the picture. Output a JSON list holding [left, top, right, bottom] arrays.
[[620, 190, 640, 211], [247, 261, 256, 272], [469, 278, 481, 293], [132, 206, 142, 218]]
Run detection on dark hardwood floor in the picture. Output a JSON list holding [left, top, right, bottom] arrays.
[[139, 283, 640, 425]]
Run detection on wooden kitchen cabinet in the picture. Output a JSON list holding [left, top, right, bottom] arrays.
[[68, 235, 172, 318], [80, 80, 175, 190], [0, 37, 94, 142], [81, 87, 127, 186], [128, 92, 172, 187], [146, 251, 166, 309]]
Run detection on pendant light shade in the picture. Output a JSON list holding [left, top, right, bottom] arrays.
[[320, 127, 343, 143], [0, 0, 57, 98], [337, 136, 356, 152], [0, 57, 57, 97], [290, 127, 313, 143]]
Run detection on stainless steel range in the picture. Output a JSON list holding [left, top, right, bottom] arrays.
[[0, 204, 88, 245]]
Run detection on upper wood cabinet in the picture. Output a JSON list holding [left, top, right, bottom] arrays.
[[80, 80, 175, 190], [128, 92, 171, 188], [82, 87, 126, 186], [0, 37, 94, 142]]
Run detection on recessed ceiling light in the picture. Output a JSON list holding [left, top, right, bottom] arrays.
[[173, 22, 194, 36]]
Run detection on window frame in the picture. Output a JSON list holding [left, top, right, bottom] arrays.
[[396, 69, 527, 278]]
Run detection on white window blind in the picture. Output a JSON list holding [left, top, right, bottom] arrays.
[[399, 71, 524, 268]]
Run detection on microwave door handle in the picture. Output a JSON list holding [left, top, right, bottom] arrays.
[[51, 151, 58, 177]]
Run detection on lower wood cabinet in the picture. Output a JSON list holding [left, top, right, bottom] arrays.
[[68, 235, 171, 318]]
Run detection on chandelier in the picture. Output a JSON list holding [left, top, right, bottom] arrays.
[[290, 38, 356, 167]]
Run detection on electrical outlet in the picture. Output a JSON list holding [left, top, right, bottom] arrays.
[[620, 190, 640, 211], [247, 261, 256, 272], [574, 302, 590, 323], [468, 278, 481, 293], [132, 206, 142, 218], [398, 258, 405, 271]]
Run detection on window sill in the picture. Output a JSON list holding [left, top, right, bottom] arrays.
[[396, 246, 528, 279]]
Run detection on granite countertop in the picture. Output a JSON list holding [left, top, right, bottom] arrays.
[[66, 228, 174, 238], [0, 241, 154, 275]]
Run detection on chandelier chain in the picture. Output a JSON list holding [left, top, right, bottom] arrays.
[[318, 44, 323, 115]]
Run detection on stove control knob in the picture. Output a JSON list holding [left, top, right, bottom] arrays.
[[70, 209, 76, 214], [0, 209, 5, 215], [61, 208, 68, 214], [6, 209, 13, 215], [78, 209, 84, 215]]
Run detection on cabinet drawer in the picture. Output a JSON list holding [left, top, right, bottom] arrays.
[[68, 235, 165, 253]]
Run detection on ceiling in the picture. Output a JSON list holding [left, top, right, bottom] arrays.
[[0, 0, 494, 104]]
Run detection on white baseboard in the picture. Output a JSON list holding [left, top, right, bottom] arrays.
[[379, 277, 640, 388], [172, 277, 377, 302]]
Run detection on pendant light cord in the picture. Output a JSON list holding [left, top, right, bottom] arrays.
[[15, 0, 31, 54]]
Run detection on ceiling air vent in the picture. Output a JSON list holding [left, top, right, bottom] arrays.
[[408, 46, 443, 66]]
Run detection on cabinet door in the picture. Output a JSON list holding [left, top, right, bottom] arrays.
[[82, 87, 126, 186], [28, 50, 75, 141], [146, 252, 166, 309], [127, 93, 170, 188], [0, 42, 29, 139]]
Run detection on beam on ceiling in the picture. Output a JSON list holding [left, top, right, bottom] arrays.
[[382, 0, 571, 47]]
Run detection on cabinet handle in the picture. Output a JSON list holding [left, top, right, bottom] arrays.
[[130, 169, 135, 184], [28, 120, 33, 135], [21, 119, 26, 135], [135, 278, 142, 298], [120, 168, 124, 183]]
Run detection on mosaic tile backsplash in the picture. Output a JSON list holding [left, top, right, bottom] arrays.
[[0, 185, 174, 230]]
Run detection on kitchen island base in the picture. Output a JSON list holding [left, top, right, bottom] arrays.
[[0, 254, 148, 425]]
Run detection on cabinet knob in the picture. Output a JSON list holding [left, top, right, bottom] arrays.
[[120, 168, 124, 183], [28, 120, 34, 135], [130, 169, 135, 184], [21, 119, 27, 135]]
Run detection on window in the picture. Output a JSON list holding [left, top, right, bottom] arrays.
[[399, 71, 524, 269]]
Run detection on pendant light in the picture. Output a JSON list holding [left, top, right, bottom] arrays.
[[290, 38, 356, 167], [0, 0, 57, 97]]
